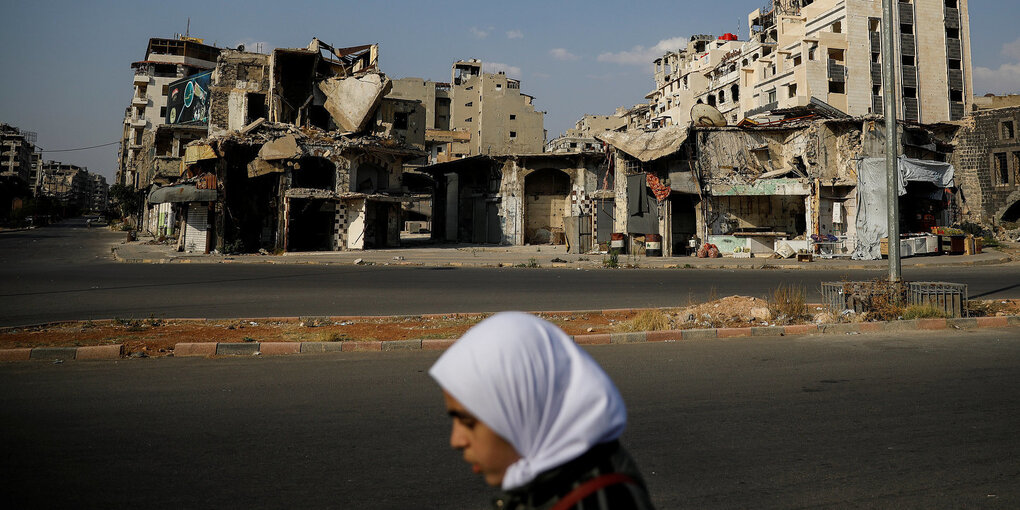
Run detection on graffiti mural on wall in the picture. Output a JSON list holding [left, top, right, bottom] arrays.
[[166, 71, 212, 126]]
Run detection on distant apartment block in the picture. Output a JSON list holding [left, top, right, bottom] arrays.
[[647, 0, 972, 127], [388, 60, 545, 164], [547, 113, 627, 153], [0, 123, 37, 184]]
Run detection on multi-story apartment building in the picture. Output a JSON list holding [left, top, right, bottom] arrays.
[[117, 36, 220, 189], [743, 0, 972, 122], [646, 0, 973, 127], [0, 123, 36, 184], [649, 34, 749, 127], [388, 60, 545, 163]]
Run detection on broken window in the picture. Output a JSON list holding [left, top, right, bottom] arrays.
[[707, 95, 717, 107], [393, 111, 409, 130], [510, 114, 516, 120], [788, 83, 798, 98], [950, 89, 963, 101], [902, 55, 915, 66], [901, 24, 913, 35], [828, 81, 845, 94], [808, 44, 817, 61], [718, 90, 726, 103], [1002, 121, 1015, 140], [946, 27, 960, 40], [903, 87, 917, 98], [948, 58, 961, 70], [246, 93, 266, 123], [731, 84, 740, 102], [994, 153, 1009, 185], [509, 131, 517, 139]]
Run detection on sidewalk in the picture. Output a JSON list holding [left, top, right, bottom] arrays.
[[112, 235, 1015, 270]]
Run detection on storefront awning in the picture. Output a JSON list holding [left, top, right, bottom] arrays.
[[148, 184, 217, 204]]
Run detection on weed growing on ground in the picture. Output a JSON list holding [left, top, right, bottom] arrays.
[[319, 331, 345, 342], [603, 252, 619, 268], [840, 279, 907, 321], [242, 336, 257, 343], [767, 285, 809, 325], [620, 309, 673, 332], [901, 305, 949, 320]]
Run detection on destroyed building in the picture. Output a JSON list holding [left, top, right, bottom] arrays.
[[388, 60, 545, 164], [144, 39, 426, 254], [646, 0, 974, 129], [951, 105, 1020, 224], [546, 112, 627, 154]]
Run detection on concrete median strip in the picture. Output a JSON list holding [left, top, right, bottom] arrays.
[[2, 315, 1019, 362]]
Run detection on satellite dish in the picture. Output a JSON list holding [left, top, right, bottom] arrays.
[[691, 104, 727, 127]]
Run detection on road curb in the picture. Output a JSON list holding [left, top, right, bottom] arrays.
[[2, 316, 1018, 362]]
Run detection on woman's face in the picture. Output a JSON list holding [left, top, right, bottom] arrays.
[[443, 391, 521, 487]]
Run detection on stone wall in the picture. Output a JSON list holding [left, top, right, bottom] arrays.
[[951, 106, 1020, 223]]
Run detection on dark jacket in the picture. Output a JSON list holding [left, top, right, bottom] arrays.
[[493, 441, 655, 510]]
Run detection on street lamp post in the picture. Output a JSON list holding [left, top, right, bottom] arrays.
[[882, 0, 902, 283]]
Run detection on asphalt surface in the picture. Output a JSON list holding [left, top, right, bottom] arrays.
[[2, 328, 1018, 508], [1, 219, 1019, 327]]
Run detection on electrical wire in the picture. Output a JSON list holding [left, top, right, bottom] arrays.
[[38, 141, 120, 153]]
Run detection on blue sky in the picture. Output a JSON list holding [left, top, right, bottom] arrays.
[[2, 0, 1019, 181]]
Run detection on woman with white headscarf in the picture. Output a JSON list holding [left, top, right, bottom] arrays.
[[430, 312, 655, 509]]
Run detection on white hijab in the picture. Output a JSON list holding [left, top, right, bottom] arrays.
[[429, 312, 627, 490]]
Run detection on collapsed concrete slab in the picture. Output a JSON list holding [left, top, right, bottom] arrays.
[[319, 72, 392, 133], [257, 134, 301, 160]]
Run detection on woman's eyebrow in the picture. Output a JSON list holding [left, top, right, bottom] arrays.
[[448, 410, 475, 421]]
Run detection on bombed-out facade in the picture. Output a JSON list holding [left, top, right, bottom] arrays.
[[143, 39, 426, 253]]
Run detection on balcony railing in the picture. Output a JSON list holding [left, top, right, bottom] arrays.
[[900, 35, 915, 56], [903, 97, 919, 121], [870, 32, 882, 52], [945, 7, 960, 28], [898, 3, 914, 24], [133, 74, 149, 85], [132, 97, 148, 107], [901, 66, 918, 88], [949, 101, 965, 121], [828, 60, 846, 82], [949, 69, 964, 90], [947, 39, 962, 60]]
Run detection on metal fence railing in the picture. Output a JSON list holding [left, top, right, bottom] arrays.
[[821, 281, 968, 318]]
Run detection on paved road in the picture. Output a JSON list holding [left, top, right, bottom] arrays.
[[1, 220, 1019, 326], [2, 329, 1018, 508]]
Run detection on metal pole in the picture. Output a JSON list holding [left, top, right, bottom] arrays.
[[882, 0, 901, 282]]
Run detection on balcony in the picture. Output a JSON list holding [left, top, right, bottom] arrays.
[[425, 129, 471, 143], [949, 69, 964, 90], [898, 3, 913, 24], [945, 7, 960, 27], [900, 34, 915, 56], [133, 74, 149, 85], [903, 97, 919, 121], [827, 60, 846, 82], [949, 101, 965, 121], [131, 96, 148, 107], [901, 66, 918, 88], [870, 32, 882, 52], [947, 39, 962, 60]]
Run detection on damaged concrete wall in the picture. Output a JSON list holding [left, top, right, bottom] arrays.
[[209, 50, 271, 136], [318, 72, 392, 133], [370, 98, 425, 150]]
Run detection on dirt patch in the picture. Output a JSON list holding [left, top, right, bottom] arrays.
[[2, 299, 1017, 357]]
